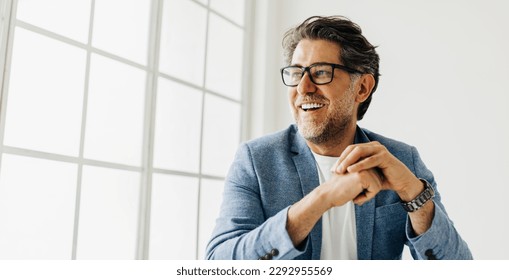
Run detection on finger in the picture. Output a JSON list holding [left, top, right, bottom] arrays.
[[346, 153, 384, 173], [335, 144, 380, 173], [331, 158, 341, 173], [353, 191, 368, 205], [353, 186, 378, 205], [332, 145, 355, 173]]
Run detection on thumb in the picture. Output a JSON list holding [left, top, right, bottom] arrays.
[[353, 189, 377, 205]]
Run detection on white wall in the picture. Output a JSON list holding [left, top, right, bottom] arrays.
[[250, 0, 509, 259]]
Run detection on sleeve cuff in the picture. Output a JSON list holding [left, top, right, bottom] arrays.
[[259, 206, 308, 260], [405, 200, 452, 259]]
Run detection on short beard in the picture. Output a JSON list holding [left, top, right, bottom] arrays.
[[296, 76, 358, 145], [298, 106, 352, 145]]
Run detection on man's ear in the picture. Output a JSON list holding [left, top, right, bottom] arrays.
[[355, 74, 375, 103]]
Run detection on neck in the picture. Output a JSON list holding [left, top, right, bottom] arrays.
[[306, 124, 357, 157]]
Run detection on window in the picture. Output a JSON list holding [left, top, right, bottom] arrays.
[[0, 0, 248, 259]]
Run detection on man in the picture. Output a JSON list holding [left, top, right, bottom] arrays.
[[205, 16, 472, 260]]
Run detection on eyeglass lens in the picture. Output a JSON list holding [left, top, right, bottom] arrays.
[[282, 64, 334, 86]]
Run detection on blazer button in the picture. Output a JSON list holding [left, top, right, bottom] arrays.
[[271, 249, 279, 257], [425, 249, 436, 260], [258, 254, 270, 260]]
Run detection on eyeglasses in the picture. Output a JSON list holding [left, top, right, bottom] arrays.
[[280, 62, 364, 87]]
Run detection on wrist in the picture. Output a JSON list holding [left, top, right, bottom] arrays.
[[396, 177, 425, 202], [315, 183, 335, 210]]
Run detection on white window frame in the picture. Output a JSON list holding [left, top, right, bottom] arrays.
[[0, 0, 253, 259]]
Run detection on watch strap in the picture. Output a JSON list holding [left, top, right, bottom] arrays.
[[401, 178, 435, 212]]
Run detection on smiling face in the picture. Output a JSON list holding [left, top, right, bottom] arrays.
[[288, 39, 360, 147]]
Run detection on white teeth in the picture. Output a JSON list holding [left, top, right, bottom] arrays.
[[301, 103, 324, 110]]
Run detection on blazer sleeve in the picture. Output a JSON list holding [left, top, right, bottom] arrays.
[[405, 146, 473, 260], [204, 143, 307, 260]]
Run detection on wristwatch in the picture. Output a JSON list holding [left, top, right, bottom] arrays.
[[401, 179, 435, 212]]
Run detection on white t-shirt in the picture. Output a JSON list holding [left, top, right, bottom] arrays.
[[312, 152, 358, 260]]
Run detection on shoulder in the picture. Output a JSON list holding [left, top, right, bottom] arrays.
[[243, 124, 298, 153], [228, 125, 304, 188], [233, 124, 305, 172], [360, 127, 414, 151], [360, 127, 407, 145]]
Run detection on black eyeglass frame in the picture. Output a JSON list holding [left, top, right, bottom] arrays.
[[280, 62, 365, 87]]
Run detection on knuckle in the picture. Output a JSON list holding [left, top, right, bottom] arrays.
[[381, 149, 391, 158], [352, 171, 363, 180], [346, 144, 356, 151], [357, 170, 369, 180], [352, 145, 362, 154], [372, 141, 386, 150]]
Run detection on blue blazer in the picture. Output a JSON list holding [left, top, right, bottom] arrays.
[[206, 125, 472, 260]]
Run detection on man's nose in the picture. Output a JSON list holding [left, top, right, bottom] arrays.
[[297, 72, 317, 95]]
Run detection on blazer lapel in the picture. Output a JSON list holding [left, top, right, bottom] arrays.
[[354, 127, 375, 260], [290, 126, 322, 260]]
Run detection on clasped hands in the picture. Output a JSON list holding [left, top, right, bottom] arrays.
[[320, 141, 421, 208]]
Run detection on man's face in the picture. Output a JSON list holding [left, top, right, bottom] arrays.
[[288, 39, 359, 144]]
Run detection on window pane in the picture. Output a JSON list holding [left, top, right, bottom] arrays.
[[3, 28, 86, 156], [153, 78, 202, 173], [0, 154, 77, 259], [149, 173, 198, 260], [201, 95, 240, 177], [16, 0, 91, 43], [92, 0, 150, 65], [159, 0, 207, 85], [210, 0, 245, 26], [198, 178, 224, 259], [84, 54, 145, 166], [205, 14, 243, 100], [76, 165, 140, 259]]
